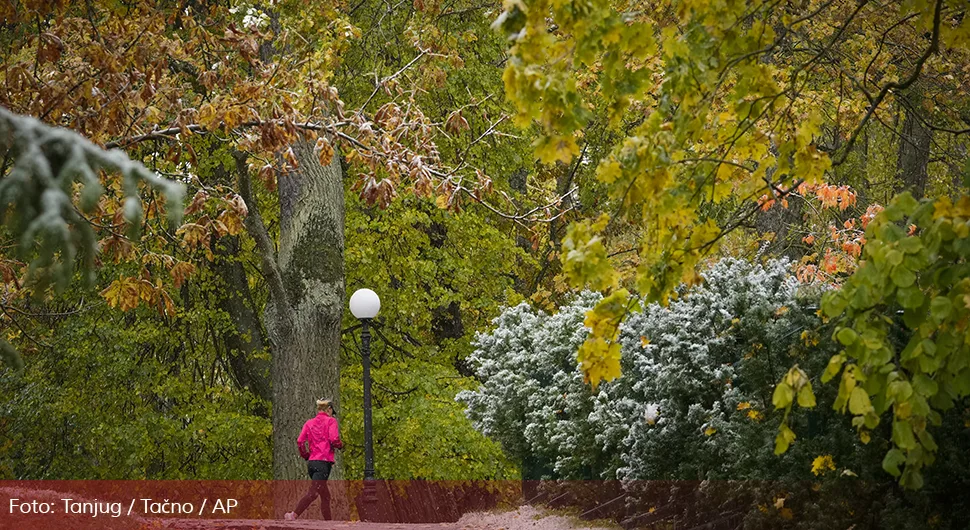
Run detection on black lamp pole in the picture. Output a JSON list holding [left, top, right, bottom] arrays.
[[360, 318, 377, 512]]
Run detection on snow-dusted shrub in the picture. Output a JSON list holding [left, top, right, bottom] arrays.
[[615, 257, 823, 480], [457, 291, 619, 479], [459, 258, 839, 481], [461, 258, 970, 527]]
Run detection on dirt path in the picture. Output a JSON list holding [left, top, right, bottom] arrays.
[[158, 506, 616, 530]]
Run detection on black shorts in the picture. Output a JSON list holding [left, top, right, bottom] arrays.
[[307, 460, 333, 480]]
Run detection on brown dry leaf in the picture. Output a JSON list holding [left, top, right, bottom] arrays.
[[185, 189, 208, 216], [168, 262, 194, 290], [316, 137, 335, 166], [177, 223, 209, 250], [257, 164, 277, 192], [445, 110, 469, 134], [218, 210, 243, 235], [226, 193, 249, 217], [156, 287, 176, 317]]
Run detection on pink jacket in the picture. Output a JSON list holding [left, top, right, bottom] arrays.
[[297, 411, 343, 462]]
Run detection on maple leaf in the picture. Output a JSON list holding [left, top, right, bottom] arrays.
[[534, 134, 580, 165], [811, 455, 836, 476]]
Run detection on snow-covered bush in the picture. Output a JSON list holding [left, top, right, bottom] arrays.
[[615, 257, 824, 480], [460, 258, 970, 527], [459, 258, 840, 481], [457, 291, 612, 479]]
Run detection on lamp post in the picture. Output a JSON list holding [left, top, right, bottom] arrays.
[[349, 288, 380, 516]]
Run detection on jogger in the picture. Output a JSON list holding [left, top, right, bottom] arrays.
[[285, 398, 342, 520]]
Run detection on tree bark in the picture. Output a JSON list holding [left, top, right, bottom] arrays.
[[211, 236, 272, 405], [235, 141, 345, 480], [895, 90, 933, 200]]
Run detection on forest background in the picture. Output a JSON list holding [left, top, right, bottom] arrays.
[[1, 0, 970, 525]]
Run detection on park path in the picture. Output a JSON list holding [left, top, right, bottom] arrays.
[[156, 505, 615, 530]]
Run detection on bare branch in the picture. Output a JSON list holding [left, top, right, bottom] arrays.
[[834, 0, 944, 165]]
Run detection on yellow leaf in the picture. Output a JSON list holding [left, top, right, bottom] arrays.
[[562, 214, 618, 291], [597, 159, 622, 184], [100, 277, 141, 312], [534, 134, 580, 165], [849, 387, 872, 415], [578, 337, 622, 389], [811, 455, 836, 476], [775, 423, 796, 454]]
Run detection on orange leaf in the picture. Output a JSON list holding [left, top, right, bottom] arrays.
[[315, 137, 335, 166]]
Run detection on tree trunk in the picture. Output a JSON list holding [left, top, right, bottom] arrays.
[[211, 236, 272, 405], [235, 141, 345, 481], [895, 90, 933, 200], [270, 140, 345, 480]]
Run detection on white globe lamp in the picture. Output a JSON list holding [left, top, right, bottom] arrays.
[[349, 288, 380, 319]]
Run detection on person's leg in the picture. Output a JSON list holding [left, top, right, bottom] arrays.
[[292, 463, 320, 517], [316, 461, 333, 520]]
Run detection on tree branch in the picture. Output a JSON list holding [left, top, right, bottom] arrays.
[[233, 150, 289, 311], [833, 0, 944, 165]]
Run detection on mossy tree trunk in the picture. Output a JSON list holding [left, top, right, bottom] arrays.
[[235, 141, 345, 480], [212, 235, 272, 405]]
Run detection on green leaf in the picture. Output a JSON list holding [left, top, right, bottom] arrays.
[[797, 382, 816, 408], [822, 291, 848, 317], [836, 327, 859, 346], [849, 387, 871, 415], [893, 420, 918, 450], [0, 338, 24, 375], [772, 382, 794, 409], [898, 237, 922, 254], [890, 266, 916, 288], [892, 192, 920, 216], [897, 286, 925, 309], [912, 374, 939, 397], [929, 296, 953, 321], [882, 448, 905, 477], [901, 468, 924, 490], [953, 369, 970, 396], [917, 430, 938, 452], [888, 380, 914, 402]]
